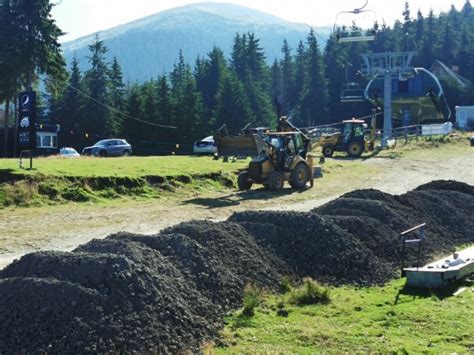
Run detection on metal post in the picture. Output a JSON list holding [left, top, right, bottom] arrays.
[[29, 150, 33, 170], [401, 238, 406, 276], [383, 70, 392, 147]]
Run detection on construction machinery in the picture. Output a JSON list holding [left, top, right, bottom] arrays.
[[309, 112, 377, 158], [216, 113, 377, 191], [315, 119, 374, 158], [231, 117, 317, 191]]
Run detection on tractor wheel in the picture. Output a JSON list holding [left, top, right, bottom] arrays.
[[268, 172, 284, 191], [237, 171, 252, 191], [289, 163, 310, 189], [322, 145, 334, 157], [346, 141, 363, 158]]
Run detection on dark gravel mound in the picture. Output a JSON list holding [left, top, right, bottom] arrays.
[[161, 220, 290, 292], [229, 211, 396, 285], [0, 241, 222, 354], [415, 180, 474, 195], [0, 180, 472, 353], [314, 183, 474, 268]]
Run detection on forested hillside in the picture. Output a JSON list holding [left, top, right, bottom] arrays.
[[61, 2, 325, 82], [5, 1, 474, 155]]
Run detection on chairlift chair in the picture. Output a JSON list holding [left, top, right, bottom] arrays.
[[340, 82, 366, 103], [333, 0, 378, 43]]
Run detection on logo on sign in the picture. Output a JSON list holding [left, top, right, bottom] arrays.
[[21, 94, 30, 108], [20, 117, 30, 128]]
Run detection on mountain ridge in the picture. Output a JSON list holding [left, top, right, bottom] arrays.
[[61, 2, 331, 82]]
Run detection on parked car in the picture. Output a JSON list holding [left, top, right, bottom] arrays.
[[82, 139, 132, 157], [59, 147, 80, 157], [193, 136, 217, 155]]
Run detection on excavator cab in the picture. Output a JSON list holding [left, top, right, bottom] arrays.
[[238, 131, 314, 191]]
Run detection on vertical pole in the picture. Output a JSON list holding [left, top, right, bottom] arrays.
[[13, 83, 18, 157], [416, 240, 422, 270], [3, 98, 10, 157], [29, 150, 33, 170], [401, 238, 406, 277], [383, 71, 392, 147]]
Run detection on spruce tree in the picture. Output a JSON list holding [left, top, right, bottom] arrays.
[[170, 51, 205, 145], [122, 83, 143, 143], [156, 76, 175, 142], [58, 55, 85, 147], [212, 71, 255, 132], [195, 46, 228, 119], [83, 36, 112, 140], [108, 57, 125, 136], [7, 0, 65, 89], [295, 29, 329, 127], [280, 39, 295, 115], [421, 9, 436, 66], [293, 40, 307, 112]]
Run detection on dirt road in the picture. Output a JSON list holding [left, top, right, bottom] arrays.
[[1, 144, 473, 269]]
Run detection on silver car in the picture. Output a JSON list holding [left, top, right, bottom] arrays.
[[59, 147, 80, 157], [82, 139, 132, 157], [193, 136, 217, 155]]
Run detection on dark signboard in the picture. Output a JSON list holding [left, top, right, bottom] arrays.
[[18, 91, 37, 151]]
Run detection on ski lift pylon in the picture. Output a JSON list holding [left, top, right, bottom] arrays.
[[333, 0, 378, 43]]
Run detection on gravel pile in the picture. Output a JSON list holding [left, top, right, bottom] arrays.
[[0, 180, 472, 353], [229, 212, 396, 285], [315, 180, 474, 267], [0, 241, 222, 353]]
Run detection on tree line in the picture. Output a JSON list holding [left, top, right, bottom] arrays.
[[2, 1, 474, 155]]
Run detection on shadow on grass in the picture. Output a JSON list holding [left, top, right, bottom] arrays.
[[0, 169, 22, 183], [394, 280, 469, 304], [230, 313, 256, 330], [183, 187, 306, 209], [326, 148, 399, 162]]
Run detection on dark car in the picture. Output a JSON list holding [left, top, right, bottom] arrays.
[[82, 139, 132, 157]]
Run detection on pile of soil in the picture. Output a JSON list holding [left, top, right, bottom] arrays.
[[0, 180, 472, 353]]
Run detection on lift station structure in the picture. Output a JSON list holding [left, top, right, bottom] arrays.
[[359, 51, 417, 146]]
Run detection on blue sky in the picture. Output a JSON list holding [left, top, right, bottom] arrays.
[[52, 0, 468, 42]]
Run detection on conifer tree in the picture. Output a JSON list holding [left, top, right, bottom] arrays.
[[57, 55, 85, 147], [83, 36, 112, 139], [212, 71, 255, 131], [280, 39, 295, 115], [295, 29, 329, 127], [108, 57, 125, 135]]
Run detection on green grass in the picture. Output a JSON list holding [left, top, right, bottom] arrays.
[[0, 155, 248, 178], [214, 279, 474, 354], [0, 156, 249, 208]]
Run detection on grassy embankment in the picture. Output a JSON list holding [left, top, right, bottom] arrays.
[[0, 156, 248, 207], [0, 133, 471, 208], [212, 278, 473, 354]]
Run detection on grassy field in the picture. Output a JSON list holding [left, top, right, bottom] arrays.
[[0, 134, 471, 208], [213, 278, 474, 354], [0, 155, 248, 177], [0, 156, 250, 208]]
